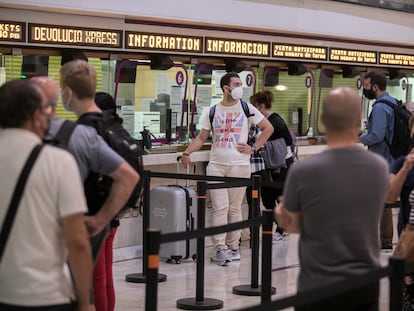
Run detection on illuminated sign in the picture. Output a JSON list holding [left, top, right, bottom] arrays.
[[329, 48, 376, 64], [28, 23, 122, 48], [272, 43, 327, 61], [205, 37, 270, 57], [126, 32, 203, 53], [379, 52, 414, 67], [0, 21, 25, 42]]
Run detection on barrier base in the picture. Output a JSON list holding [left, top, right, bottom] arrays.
[[125, 273, 167, 283], [232, 284, 276, 296], [176, 297, 223, 310]]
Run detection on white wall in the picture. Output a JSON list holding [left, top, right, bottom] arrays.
[[1, 0, 413, 45]]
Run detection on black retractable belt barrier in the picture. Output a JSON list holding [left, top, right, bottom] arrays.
[[233, 175, 274, 296], [261, 210, 276, 303], [389, 256, 405, 311], [145, 229, 161, 311], [176, 181, 223, 310], [126, 170, 167, 283]]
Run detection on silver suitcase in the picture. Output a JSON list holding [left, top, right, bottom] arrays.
[[150, 184, 197, 263]]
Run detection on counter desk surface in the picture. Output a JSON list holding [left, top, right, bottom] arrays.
[[142, 144, 329, 166]]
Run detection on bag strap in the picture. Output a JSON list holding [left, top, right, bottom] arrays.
[[0, 144, 44, 262], [54, 120, 77, 147]]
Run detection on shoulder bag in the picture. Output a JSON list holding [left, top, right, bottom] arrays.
[[0, 144, 44, 262]]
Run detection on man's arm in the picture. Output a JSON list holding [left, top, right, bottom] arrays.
[[254, 118, 273, 149], [181, 128, 210, 167], [360, 105, 388, 146], [386, 150, 414, 203], [275, 203, 301, 234], [86, 161, 139, 236], [62, 213, 94, 311]]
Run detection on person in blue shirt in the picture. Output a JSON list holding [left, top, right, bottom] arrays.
[[359, 71, 397, 250]]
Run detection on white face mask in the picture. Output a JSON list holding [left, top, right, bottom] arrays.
[[229, 86, 243, 100], [61, 87, 72, 112]]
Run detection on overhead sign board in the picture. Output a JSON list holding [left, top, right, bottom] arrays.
[[379, 52, 414, 67], [205, 37, 270, 57], [329, 48, 377, 64], [272, 43, 327, 61], [28, 23, 122, 48], [125, 31, 203, 53], [0, 21, 25, 42]]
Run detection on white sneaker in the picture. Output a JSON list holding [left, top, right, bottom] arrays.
[[272, 232, 283, 244], [210, 249, 232, 266], [227, 249, 240, 261]]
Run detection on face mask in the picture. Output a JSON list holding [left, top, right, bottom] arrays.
[[363, 87, 376, 100], [61, 87, 73, 112], [229, 86, 243, 100]]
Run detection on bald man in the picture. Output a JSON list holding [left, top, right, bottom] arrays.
[[276, 87, 389, 311]]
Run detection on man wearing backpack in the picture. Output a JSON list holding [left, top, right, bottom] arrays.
[[359, 71, 396, 251], [181, 72, 273, 265]]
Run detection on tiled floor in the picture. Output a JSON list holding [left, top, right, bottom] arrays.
[[113, 210, 399, 311]]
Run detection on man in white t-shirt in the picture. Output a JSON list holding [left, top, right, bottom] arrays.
[[182, 72, 273, 265], [0, 79, 93, 310]]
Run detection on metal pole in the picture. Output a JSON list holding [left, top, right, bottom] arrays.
[[261, 209, 275, 303], [389, 256, 405, 311], [145, 229, 161, 311]]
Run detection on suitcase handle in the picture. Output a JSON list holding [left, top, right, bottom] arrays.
[[176, 155, 190, 187]]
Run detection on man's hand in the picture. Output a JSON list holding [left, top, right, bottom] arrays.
[[84, 215, 105, 237], [403, 148, 414, 172], [275, 203, 291, 229], [181, 153, 191, 168]]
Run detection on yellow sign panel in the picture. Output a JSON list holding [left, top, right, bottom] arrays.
[[126, 32, 203, 53], [379, 53, 414, 67], [28, 23, 122, 48], [329, 48, 376, 64], [206, 37, 270, 57], [0, 21, 25, 42], [272, 44, 327, 60]]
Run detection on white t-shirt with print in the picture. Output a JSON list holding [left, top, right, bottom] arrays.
[[199, 101, 264, 166]]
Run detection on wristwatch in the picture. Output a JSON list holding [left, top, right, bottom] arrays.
[[251, 146, 256, 153]]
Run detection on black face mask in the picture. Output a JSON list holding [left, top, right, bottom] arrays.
[[363, 87, 376, 100]]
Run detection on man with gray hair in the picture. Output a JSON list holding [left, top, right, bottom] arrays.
[[276, 87, 389, 311]]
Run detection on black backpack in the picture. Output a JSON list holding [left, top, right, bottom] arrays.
[[43, 119, 77, 148], [77, 110, 144, 215], [380, 99, 412, 159]]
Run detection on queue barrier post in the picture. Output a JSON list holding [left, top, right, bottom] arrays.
[[389, 256, 405, 311], [261, 209, 277, 303], [126, 170, 167, 283], [233, 175, 265, 296], [145, 229, 161, 311], [176, 181, 223, 310]]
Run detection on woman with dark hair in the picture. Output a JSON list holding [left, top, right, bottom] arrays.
[[93, 91, 119, 311], [250, 90, 294, 243]]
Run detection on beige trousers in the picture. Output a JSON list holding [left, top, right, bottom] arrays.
[[207, 163, 251, 251]]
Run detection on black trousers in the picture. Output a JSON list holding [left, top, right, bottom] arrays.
[[295, 282, 379, 311]]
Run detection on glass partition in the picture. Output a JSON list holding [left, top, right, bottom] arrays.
[[262, 66, 314, 137], [113, 59, 189, 143], [314, 69, 361, 136]]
